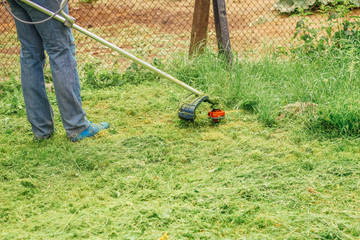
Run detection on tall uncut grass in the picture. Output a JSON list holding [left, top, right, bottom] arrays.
[[166, 44, 360, 135]]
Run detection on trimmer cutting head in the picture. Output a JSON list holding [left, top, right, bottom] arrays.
[[178, 94, 210, 121], [178, 94, 225, 122]]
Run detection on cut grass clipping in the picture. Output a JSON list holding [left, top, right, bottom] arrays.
[[2, 45, 360, 239]]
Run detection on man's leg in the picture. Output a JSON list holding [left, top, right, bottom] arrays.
[[14, 0, 90, 138], [7, 0, 55, 139]]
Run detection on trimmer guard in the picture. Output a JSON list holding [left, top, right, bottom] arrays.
[[178, 95, 209, 121]]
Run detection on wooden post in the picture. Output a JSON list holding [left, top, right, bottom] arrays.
[[189, 0, 211, 56], [212, 0, 233, 65]]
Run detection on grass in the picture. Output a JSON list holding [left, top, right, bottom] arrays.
[[0, 54, 20, 81], [2, 49, 360, 239], [165, 47, 360, 135]]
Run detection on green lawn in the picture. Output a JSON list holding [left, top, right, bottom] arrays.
[[1, 51, 360, 239]]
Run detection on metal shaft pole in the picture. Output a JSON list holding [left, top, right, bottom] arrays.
[[20, 0, 204, 96]]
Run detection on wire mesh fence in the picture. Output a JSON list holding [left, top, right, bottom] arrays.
[[1, 0, 359, 76]]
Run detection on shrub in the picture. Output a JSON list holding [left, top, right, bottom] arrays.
[[291, 11, 360, 58], [82, 59, 162, 89], [82, 62, 123, 88], [272, 0, 360, 13], [0, 77, 25, 115], [80, 0, 98, 5]]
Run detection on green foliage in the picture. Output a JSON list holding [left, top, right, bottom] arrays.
[[0, 77, 25, 115], [292, 14, 360, 57], [80, 0, 98, 5], [83, 62, 123, 88], [273, 0, 360, 13], [121, 61, 162, 85], [0, 76, 21, 97], [310, 96, 360, 135], [281, 11, 360, 135], [82, 59, 162, 89]]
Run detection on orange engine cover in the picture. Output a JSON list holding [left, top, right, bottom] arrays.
[[208, 109, 225, 122]]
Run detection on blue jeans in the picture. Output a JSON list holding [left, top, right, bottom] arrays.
[[7, 0, 89, 138]]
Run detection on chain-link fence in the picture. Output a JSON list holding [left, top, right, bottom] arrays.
[[0, 0, 357, 77]]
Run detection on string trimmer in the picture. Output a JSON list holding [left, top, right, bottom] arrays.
[[3, 0, 225, 122]]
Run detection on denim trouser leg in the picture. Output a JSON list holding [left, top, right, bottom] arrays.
[[7, 0, 54, 138], [7, 0, 89, 137]]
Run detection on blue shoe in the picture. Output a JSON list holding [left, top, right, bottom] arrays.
[[69, 122, 109, 142]]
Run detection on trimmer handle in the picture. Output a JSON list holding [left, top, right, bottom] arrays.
[[59, 0, 76, 27]]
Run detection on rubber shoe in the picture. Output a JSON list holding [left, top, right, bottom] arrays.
[[69, 122, 109, 142]]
